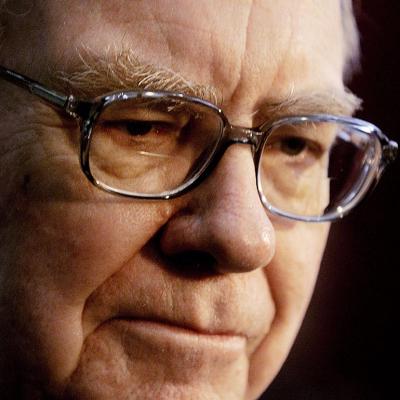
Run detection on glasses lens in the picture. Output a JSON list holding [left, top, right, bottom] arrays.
[[88, 95, 223, 196], [259, 120, 380, 219]]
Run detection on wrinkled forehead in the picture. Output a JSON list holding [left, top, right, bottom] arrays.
[[0, 1, 351, 107]]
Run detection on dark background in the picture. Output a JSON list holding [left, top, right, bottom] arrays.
[[262, 1, 399, 399]]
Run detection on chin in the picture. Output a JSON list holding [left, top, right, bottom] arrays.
[[58, 319, 251, 400]]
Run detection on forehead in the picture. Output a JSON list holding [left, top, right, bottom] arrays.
[[2, 0, 346, 111]]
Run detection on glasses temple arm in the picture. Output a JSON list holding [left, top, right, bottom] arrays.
[[382, 139, 398, 165], [0, 65, 68, 109]]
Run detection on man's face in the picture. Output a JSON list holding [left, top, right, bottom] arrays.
[[0, 1, 347, 398]]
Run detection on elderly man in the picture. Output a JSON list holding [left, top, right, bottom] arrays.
[[0, 0, 397, 399]]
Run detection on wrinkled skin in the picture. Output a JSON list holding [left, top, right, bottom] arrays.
[[0, 1, 346, 399]]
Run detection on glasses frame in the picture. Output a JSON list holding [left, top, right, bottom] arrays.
[[1, 65, 398, 222]]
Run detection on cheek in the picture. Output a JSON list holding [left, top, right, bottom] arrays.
[[268, 222, 330, 317], [246, 222, 329, 398], [1, 195, 174, 306], [0, 118, 176, 304], [0, 157, 176, 388]]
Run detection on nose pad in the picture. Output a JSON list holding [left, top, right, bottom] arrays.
[[160, 144, 276, 274]]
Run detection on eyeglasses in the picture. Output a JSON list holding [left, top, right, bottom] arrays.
[[0, 65, 397, 222]]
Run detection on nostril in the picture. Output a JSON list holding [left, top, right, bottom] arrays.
[[164, 251, 218, 279]]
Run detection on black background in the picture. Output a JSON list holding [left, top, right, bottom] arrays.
[[262, 1, 399, 399]]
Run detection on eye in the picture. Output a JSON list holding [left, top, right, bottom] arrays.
[[279, 136, 307, 156], [125, 120, 155, 136], [100, 119, 174, 139]]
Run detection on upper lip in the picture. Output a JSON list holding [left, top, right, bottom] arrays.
[[84, 286, 272, 349], [83, 260, 272, 347]]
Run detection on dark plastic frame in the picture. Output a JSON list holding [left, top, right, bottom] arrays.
[[0, 65, 397, 222]]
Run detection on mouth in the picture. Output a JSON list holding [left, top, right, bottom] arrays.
[[72, 315, 251, 395], [109, 317, 247, 352]]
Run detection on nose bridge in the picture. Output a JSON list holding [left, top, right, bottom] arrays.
[[198, 145, 276, 272], [225, 124, 263, 147]]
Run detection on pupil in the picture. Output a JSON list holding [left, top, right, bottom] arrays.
[[126, 121, 153, 136], [281, 137, 306, 155]]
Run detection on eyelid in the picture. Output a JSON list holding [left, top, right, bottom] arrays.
[[99, 107, 190, 127], [270, 123, 336, 149], [267, 130, 329, 157]]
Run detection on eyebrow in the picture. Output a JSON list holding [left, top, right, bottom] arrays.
[[257, 89, 362, 121], [52, 48, 223, 106], [51, 48, 361, 118]]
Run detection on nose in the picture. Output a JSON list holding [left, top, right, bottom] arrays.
[[160, 144, 276, 273]]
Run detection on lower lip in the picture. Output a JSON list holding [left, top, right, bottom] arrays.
[[110, 318, 246, 353]]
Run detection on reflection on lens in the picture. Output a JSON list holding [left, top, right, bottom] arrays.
[[88, 95, 223, 195], [259, 121, 380, 219]]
